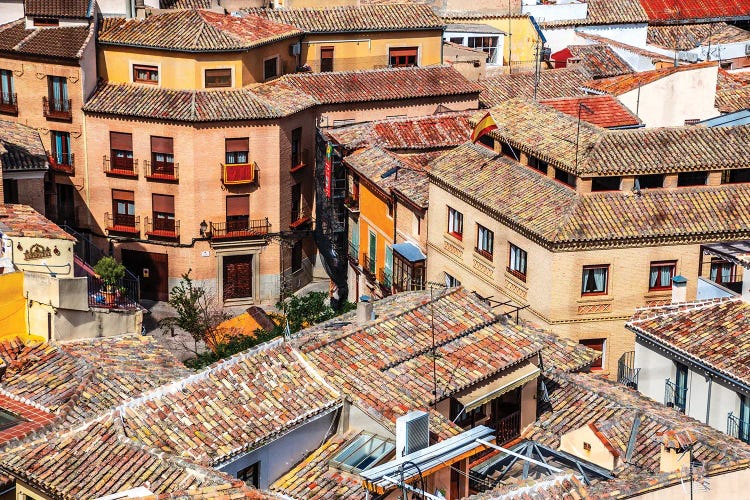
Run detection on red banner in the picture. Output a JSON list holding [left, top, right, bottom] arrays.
[[325, 142, 332, 199]]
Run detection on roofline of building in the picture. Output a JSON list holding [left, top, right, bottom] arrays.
[[97, 30, 302, 53]]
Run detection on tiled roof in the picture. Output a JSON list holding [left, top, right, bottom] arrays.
[[0, 120, 47, 172], [0, 393, 55, 447], [24, 0, 92, 18], [561, 44, 633, 78], [141, 485, 276, 499], [159, 0, 213, 8], [647, 23, 750, 51], [540, 95, 642, 128], [575, 31, 674, 63], [1, 415, 250, 499], [522, 370, 750, 496], [0, 204, 74, 241], [584, 61, 718, 95], [98, 9, 301, 52], [716, 86, 750, 113], [247, 4, 444, 32], [539, 0, 648, 27], [272, 65, 481, 105], [627, 297, 750, 389], [717, 68, 749, 90], [83, 82, 316, 121], [639, 0, 750, 22], [430, 141, 750, 249], [270, 431, 367, 500], [120, 339, 340, 466], [481, 98, 750, 175], [478, 68, 590, 106], [326, 111, 472, 150], [468, 474, 589, 499], [0, 20, 94, 60]]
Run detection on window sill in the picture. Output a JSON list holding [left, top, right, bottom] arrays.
[[474, 249, 494, 263], [445, 232, 464, 245], [504, 270, 528, 289], [643, 290, 672, 299], [577, 295, 612, 303]]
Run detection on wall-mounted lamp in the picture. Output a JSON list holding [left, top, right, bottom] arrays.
[[199, 220, 208, 237]]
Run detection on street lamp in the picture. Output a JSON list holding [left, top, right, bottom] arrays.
[[199, 220, 208, 237]]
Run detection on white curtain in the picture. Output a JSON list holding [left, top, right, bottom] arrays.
[[722, 264, 731, 283], [593, 268, 606, 291], [650, 267, 658, 288], [660, 266, 671, 287], [710, 265, 718, 282]]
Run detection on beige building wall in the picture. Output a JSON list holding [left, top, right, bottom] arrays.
[[426, 182, 702, 377]]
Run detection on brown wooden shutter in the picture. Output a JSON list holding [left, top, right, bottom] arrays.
[[225, 138, 249, 152], [226, 195, 249, 216], [389, 47, 418, 58], [110, 132, 133, 150], [151, 136, 173, 154], [152, 194, 174, 213], [112, 189, 134, 201]]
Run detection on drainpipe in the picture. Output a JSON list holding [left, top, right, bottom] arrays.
[[706, 375, 713, 425]]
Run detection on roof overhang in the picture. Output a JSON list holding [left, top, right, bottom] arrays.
[[457, 362, 540, 412]]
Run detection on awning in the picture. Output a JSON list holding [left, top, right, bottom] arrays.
[[392, 242, 426, 263], [457, 363, 540, 412]]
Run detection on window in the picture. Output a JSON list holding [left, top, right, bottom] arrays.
[[554, 167, 576, 188], [226, 195, 249, 232], [583, 442, 592, 452], [151, 194, 175, 234], [51, 131, 71, 165], [723, 168, 750, 184], [291, 240, 303, 273], [204, 68, 231, 88], [579, 338, 605, 370], [320, 46, 334, 72], [739, 394, 750, 443], [238, 461, 260, 487], [445, 272, 460, 288], [47, 76, 68, 111], [368, 231, 376, 274], [387, 200, 393, 218], [112, 189, 135, 227], [392, 250, 425, 292], [508, 244, 527, 280], [478, 134, 494, 149], [528, 156, 548, 175], [0, 409, 22, 431], [3, 179, 18, 204], [110, 132, 134, 171], [467, 36, 499, 64], [649, 261, 676, 291], [677, 171, 708, 187], [591, 176, 621, 191], [674, 362, 688, 412], [450, 397, 486, 427], [291, 127, 302, 167], [0, 69, 15, 109], [684, 118, 700, 125], [449, 37, 464, 44], [581, 265, 608, 295], [133, 65, 158, 84], [225, 138, 249, 164], [150, 136, 174, 175], [263, 57, 278, 80], [476, 224, 494, 260], [291, 183, 303, 223], [500, 142, 519, 161], [447, 207, 463, 240], [710, 259, 735, 285], [389, 47, 418, 67], [34, 18, 59, 26], [635, 174, 664, 189]]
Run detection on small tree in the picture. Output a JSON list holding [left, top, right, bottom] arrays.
[[159, 270, 228, 355], [94, 256, 126, 292], [279, 291, 356, 334]]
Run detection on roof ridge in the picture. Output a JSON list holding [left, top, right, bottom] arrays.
[[12, 26, 41, 52], [628, 296, 741, 323]]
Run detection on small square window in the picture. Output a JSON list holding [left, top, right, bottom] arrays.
[[579, 338, 605, 370], [582, 265, 608, 295], [264, 57, 278, 80], [445, 272, 460, 287], [649, 261, 675, 291], [133, 65, 158, 85], [448, 207, 463, 240], [205, 68, 231, 88], [583, 442, 592, 452], [238, 461, 260, 488]]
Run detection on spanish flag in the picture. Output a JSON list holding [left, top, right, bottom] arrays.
[[471, 112, 498, 143]]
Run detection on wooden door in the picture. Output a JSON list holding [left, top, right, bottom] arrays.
[[223, 254, 253, 301], [121, 249, 168, 302]]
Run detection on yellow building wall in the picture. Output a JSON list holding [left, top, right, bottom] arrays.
[[301, 31, 443, 72], [448, 16, 541, 69], [358, 182, 393, 279], [0, 272, 27, 340]]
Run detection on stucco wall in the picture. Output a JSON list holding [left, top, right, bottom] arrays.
[[0, 0, 22, 25], [636, 466, 750, 499], [0, 271, 27, 339]]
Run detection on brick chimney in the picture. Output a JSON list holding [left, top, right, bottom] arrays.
[[671, 275, 687, 303]]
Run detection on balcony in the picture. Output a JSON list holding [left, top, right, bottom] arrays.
[[105, 212, 140, 235], [103, 155, 139, 178], [43, 96, 72, 121], [48, 153, 74, 175], [344, 195, 360, 214], [362, 253, 376, 281], [145, 160, 179, 182], [290, 204, 312, 229], [348, 242, 359, 266], [617, 351, 639, 389], [290, 149, 309, 174], [664, 379, 687, 413], [495, 410, 521, 445], [208, 218, 270, 240], [0, 92, 17, 115], [728, 412, 750, 444], [222, 161, 256, 185], [379, 269, 392, 295], [88, 274, 140, 310], [145, 216, 180, 240]]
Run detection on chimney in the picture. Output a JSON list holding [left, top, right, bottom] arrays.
[[356, 295, 374, 324], [659, 430, 696, 473], [396, 411, 429, 459], [671, 275, 687, 303], [134, 0, 146, 18]]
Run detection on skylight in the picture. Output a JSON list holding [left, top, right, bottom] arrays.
[[330, 432, 395, 473], [0, 409, 23, 431]]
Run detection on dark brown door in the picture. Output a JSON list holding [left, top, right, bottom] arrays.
[[320, 47, 334, 72], [223, 254, 253, 301], [121, 249, 168, 302]]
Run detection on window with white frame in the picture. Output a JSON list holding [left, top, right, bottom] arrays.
[[582, 265, 608, 295], [445, 272, 460, 287], [476, 224, 494, 260], [447, 207, 463, 240], [508, 243, 527, 280], [467, 36, 499, 64]]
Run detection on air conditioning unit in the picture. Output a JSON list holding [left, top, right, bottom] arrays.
[[290, 42, 301, 56], [396, 411, 429, 458]]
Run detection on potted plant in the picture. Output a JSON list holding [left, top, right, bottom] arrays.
[[94, 256, 126, 306]]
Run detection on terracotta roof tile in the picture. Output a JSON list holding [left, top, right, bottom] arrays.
[[159, 0, 213, 8], [647, 23, 750, 51], [98, 9, 301, 52], [584, 61, 718, 95], [479, 68, 590, 106], [0, 204, 73, 241], [0, 19, 94, 60], [539, 0, 648, 27], [561, 44, 633, 78], [575, 31, 674, 63], [639, 0, 750, 22], [716, 86, 750, 113], [247, 4, 443, 32], [540, 95, 642, 128], [468, 474, 589, 499], [0, 120, 47, 172], [0, 393, 56, 447], [627, 297, 750, 389], [24, 0, 92, 18]]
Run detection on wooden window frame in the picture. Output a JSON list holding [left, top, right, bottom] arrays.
[[508, 243, 527, 281], [263, 56, 279, 81], [133, 64, 159, 85], [476, 224, 494, 261], [581, 265, 609, 296], [648, 260, 676, 291], [447, 206, 463, 240], [204, 68, 232, 88], [579, 338, 605, 370], [389, 47, 418, 68]]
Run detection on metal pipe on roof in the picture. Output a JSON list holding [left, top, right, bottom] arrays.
[[475, 439, 564, 473]]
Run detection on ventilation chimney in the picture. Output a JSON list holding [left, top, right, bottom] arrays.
[[671, 275, 687, 303], [357, 295, 374, 324], [396, 411, 429, 459], [134, 0, 146, 18]]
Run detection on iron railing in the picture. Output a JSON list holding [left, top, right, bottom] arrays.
[[344, 195, 360, 213], [49, 153, 75, 174], [291, 204, 312, 228], [145, 160, 178, 181], [495, 410, 521, 445], [665, 379, 687, 413], [43, 96, 72, 120], [103, 155, 139, 177], [0, 92, 17, 114], [145, 216, 179, 239], [87, 274, 140, 310], [362, 253, 376, 280], [617, 351, 640, 389], [709, 273, 743, 294], [348, 242, 359, 265], [105, 212, 140, 233], [728, 412, 750, 444], [379, 269, 392, 295], [209, 218, 270, 239]]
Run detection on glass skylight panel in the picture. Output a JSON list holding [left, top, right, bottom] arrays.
[[331, 432, 396, 472]]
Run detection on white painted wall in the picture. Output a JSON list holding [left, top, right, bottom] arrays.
[[618, 64, 720, 127], [579, 23, 648, 48], [79, 26, 98, 100], [541, 27, 578, 53], [0, 0, 23, 25], [523, 2, 587, 23], [96, 0, 130, 17]]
